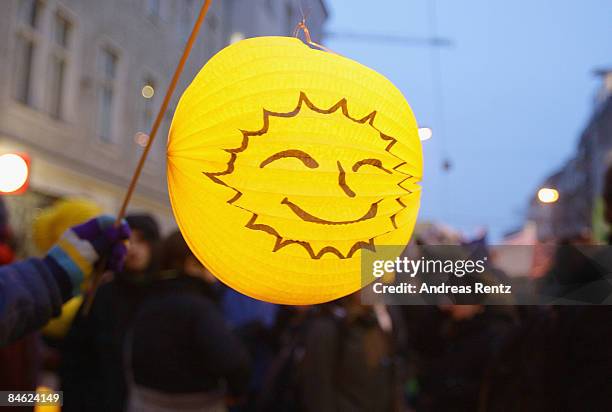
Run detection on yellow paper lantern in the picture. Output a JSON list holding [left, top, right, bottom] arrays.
[[168, 36, 422, 305]]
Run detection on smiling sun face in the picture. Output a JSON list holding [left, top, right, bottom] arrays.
[[168, 36, 423, 304], [205, 92, 417, 259]]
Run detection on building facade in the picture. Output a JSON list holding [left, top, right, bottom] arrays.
[[527, 72, 612, 241], [0, 0, 327, 245]]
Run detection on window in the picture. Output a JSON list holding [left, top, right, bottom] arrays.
[[207, 13, 218, 32], [205, 13, 220, 56], [48, 55, 65, 118], [146, 0, 171, 23], [47, 12, 71, 119], [53, 12, 70, 47], [146, 0, 161, 19], [96, 47, 118, 142], [13, 0, 42, 105], [285, 2, 294, 36], [265, 0, 274, 14], [177, 0, 193, 41], [13, 36, 35, 104], [17, 0, 41, 28], [605, 72, 612, 94]]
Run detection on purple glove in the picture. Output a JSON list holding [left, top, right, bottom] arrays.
[[44, 215, 130, 298]]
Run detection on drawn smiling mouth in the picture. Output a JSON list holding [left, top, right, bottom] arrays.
[[281, 197, 380, 225]]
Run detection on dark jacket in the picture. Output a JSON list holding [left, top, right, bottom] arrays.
[[0, 258, 65, 346], [405, 306, 516, 412], [479, 243, 612, 410], [299, 306, 398, 412], [130, 275, 251, 396], [0, 258, 50, 412], [480, 305, 612, 411], [60, 273, 153, 412]]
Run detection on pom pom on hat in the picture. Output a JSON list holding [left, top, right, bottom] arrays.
[[33, 198, 102, 253]]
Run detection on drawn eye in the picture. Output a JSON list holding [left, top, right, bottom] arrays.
[[260, 150, 319, 169], [352, 159, 392, 174]]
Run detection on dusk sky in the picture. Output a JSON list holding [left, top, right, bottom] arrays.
[[324, 0, 612, 240]]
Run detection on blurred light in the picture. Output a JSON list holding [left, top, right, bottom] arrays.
[[418, 127, 433, 141], [229, 32, 245, 44], [141, 85, 155, 99], [134, 132, 149, 147], [0, 153, 29, 194], [538, 188, 559, 204]]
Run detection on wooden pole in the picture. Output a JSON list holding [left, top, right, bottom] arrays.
[[83, 0, 214, 314]]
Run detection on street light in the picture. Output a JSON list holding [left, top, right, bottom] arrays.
[[538, 187, 559, 204], [0, 153, 30, 194], [418, 127, 433, 141], [134, 132, 149, 147], [229, 32, 245, 44], [141, 85, 155, 99]]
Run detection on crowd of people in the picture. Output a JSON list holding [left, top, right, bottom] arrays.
[[1, 168, 612, 411]]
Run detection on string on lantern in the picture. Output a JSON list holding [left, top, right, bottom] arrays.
[[83, 0, 214, 314], [292, 12, 336, 54]]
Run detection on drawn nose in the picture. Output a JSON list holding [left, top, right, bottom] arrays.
[[337, 161, 356, 198]]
